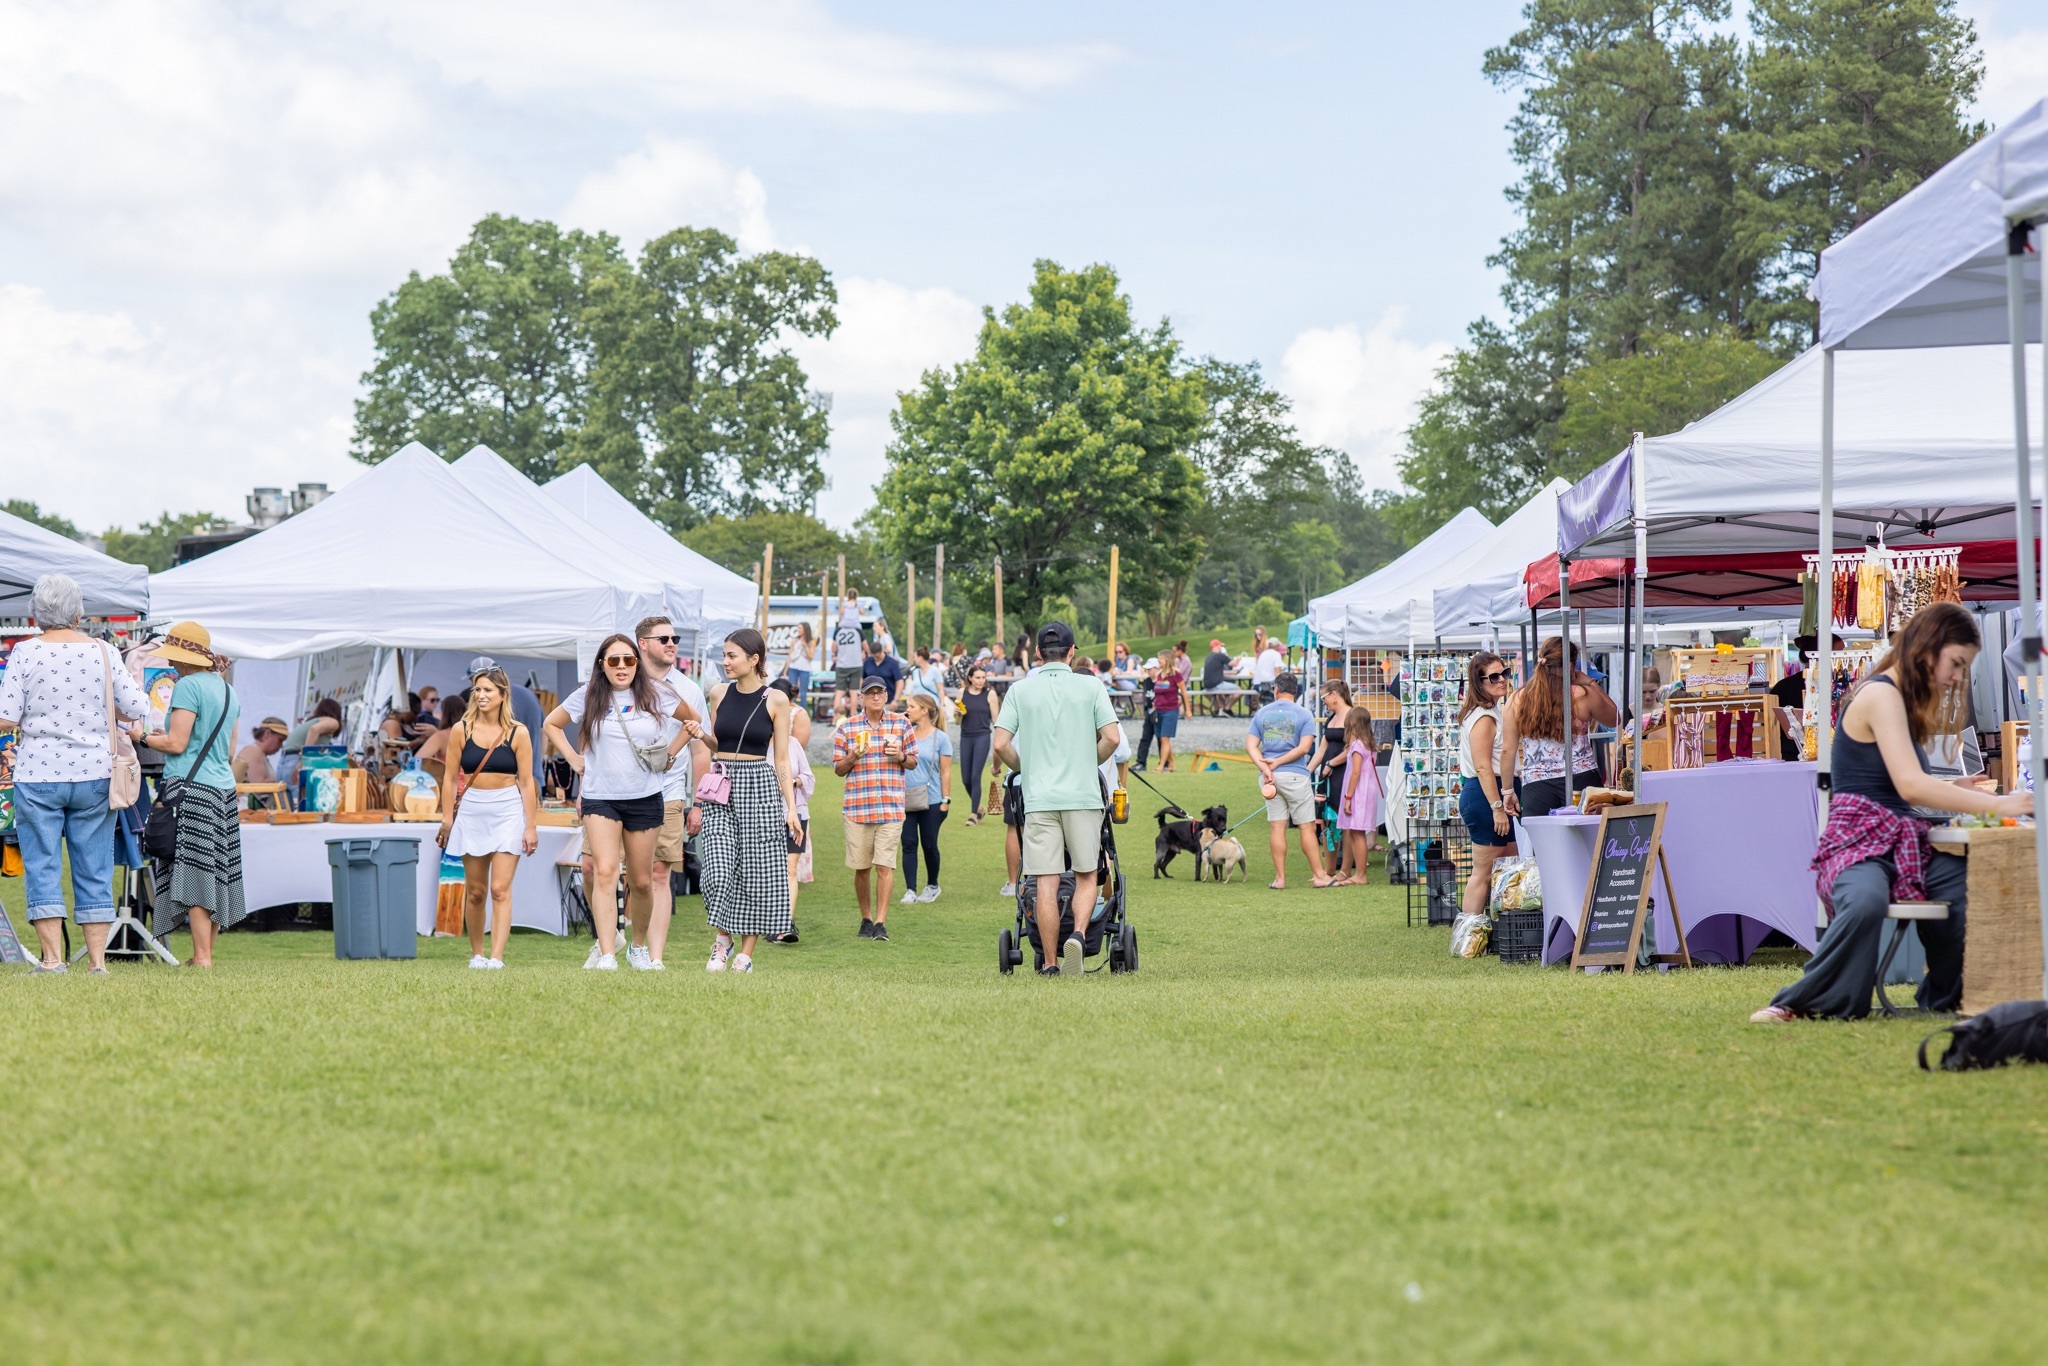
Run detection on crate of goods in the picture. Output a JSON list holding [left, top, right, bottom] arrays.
[[1494, 910, 1544, 964], [1425, 861, 1461, 926]]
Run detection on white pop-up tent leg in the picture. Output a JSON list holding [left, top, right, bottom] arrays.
[[1560, 561, 1573, 812], [2007, 221, 2048, 1002]]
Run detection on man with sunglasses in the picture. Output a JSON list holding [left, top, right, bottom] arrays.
[[635, 615, 712, 970]]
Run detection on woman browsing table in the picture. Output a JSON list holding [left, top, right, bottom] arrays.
[[1309, 680, 1356, 881], [1453, 651, 1517, 917], [1501, 637, 1616, 820], [437, 665, 541, 969]]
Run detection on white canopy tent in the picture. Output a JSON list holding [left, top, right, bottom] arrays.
[[542, 464, 758, 650], [151, 443, 663, 660], [1306, 506, 1494, 648], [0, 506, 149, 618], [451, 446, 704, 634]]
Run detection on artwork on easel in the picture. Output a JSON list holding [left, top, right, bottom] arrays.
[[144, 666, 178, 732]]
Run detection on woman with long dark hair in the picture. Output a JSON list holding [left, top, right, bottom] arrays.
[[958, 663, 1000, 825], [543, 635, 696, 970], [1308, 679, 1355, 880], [1454, 651, 1517, 916], [1753, 603, 2030, 1022], [683, 628, 802, 973], [437, 665, 540, 969], [1501, 637, 1617, 820]]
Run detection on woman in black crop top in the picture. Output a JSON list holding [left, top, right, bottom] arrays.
[[681, 627, 801, 973], [958, 664, 1000, 824], [437, 665, 541, 969], [1753, 604, 2030, 1023]]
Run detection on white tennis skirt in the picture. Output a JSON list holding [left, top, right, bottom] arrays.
[[446, 785, 527, 857]]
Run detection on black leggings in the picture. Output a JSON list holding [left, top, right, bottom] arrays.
[[960, 732, 992, 815], [901, 805, 948, 889]]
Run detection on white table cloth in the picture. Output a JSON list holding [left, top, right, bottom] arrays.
[[237, 823, 584, 935]]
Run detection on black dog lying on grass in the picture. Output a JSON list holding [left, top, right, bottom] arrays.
[[1154, 804, 1228, 878]]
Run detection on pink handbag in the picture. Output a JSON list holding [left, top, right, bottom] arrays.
[[695, 761, 731, 805]]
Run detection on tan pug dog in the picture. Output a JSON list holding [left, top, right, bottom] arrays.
[[1198, 827, 1247, 884]]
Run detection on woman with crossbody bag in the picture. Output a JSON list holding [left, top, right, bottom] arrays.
[[0, 574, 153, 973], [543, 634, 696, 971], [438, 666, 540, 970], [132, 621, 246, 967]]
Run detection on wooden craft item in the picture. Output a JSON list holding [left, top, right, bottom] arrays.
[[1948, 825, 2048, 1018]]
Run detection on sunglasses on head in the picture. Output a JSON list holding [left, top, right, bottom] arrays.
[[603, 654, 639, 668], [1482, 669, 1511, 683], [643, 633, 679, 645]]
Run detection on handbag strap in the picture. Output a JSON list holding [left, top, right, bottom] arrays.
[[101, 642, 120, 757], [165, 676, 232, 798]]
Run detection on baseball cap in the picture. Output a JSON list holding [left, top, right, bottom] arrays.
[[1037, 621, 1075, 653], [1209, 639, 1225, 650], [860, 677, 890, 694]]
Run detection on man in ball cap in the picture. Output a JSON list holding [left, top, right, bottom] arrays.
[[991, 621, 1122, 976]]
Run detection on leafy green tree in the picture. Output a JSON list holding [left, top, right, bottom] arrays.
[[4, 500, 81, 540], [578, 228, 836, 529], [353, 215, 628, 479], [1557, 330, 1785, 471], [1740, 0, 1984, 345], [680, 509, 888, 600], [1280, 519, 1343, 614], [102, 512, 237, 572], [873, 261, 1207, 627]]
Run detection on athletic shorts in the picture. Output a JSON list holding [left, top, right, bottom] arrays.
[[581, 793, 665, 832], [1153, 710, 1180, 739], [654, 798, 691, 863], [843, 817, 902, 869], [1022, 808, 1104, 877], [1264, 770, 1316, 826], [835, 667, 862, 692]]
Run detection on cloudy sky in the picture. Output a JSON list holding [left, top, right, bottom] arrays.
[[4, 0, 2044, 534]]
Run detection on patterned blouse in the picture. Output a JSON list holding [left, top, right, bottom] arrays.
[[0, 639, 151, 783]]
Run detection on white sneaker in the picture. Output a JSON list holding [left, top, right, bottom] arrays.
[[626, 944, 653, 970], [919, 884, 942, 903], [583, 942, 602, 969], [645, 958, 666, 971], [998, 882, 1017, 898], [901, 889, 919, 905], [731, 952, 753, 973], [469, 955, 489, 969], [707, 936, 731, 972], [586, 953, 618, 971], [1060, 936, 1084, 977], [483, 958, 504, 970]]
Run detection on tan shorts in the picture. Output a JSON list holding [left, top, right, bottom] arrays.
[[1022, 808, 1103, 877], [1265, 770, 1316, 826], [654, 798, 690, 864], [843, 817, 902, 870]]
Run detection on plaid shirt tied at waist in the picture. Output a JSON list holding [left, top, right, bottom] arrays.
[[1812, 792, 1934, 917]]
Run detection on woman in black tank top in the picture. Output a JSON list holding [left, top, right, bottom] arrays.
[[680, 628, 801, 973], [437, 667, 541, 969], [1753, 604, 2029, 1023], [958, 664, 1000, 824]]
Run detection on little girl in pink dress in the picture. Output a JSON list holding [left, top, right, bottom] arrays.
[[1335, 709, 1382, 884]]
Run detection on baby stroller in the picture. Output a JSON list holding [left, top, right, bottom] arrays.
[[998, 796, 1137, 975]]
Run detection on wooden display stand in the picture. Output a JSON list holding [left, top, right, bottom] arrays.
[[1638, 695, 1776, 771], [1667, 646, 1780, 693], [1570, 802, 1692, 973], [2000, 720, 2029, 794], [1926, 824, 2043, 1016]]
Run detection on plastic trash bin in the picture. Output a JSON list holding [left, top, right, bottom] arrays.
[[326, 836, 420, 960]]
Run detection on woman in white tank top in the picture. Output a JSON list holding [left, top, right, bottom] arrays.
[[1454, 652, 1516, 918]]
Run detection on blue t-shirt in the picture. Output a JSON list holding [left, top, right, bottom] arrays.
[[166, 673, 241, 789], [1249, 699, 1316, 778], [905, 727, 954, 803]]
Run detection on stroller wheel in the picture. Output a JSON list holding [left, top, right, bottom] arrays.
[[1115, 923, 1139, 974], [998, 928, 1016, 975]]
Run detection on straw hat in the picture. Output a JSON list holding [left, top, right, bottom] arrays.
[[156, 620, 218, 668]]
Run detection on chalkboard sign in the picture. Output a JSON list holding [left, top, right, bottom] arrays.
[[0, 902, 29, 966], [1571, 802, 1691, 973]]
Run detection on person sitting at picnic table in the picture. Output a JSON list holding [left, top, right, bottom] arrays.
[[1202, 639, 1231, 691], [1251, 637, 1284, 704]]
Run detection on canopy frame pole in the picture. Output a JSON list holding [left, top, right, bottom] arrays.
[[2004, 221, 2048, 1003], [1560, 558, 1573, 813], [1817, 349, 1835, 787], [1631, 432, 1647, 786]]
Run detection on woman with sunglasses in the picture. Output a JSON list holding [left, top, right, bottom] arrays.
[[682, 628, 802, 973], [437, 666, 539, 969], [1308, 679, 1356, 881], [543, 635, 697, 970], [1455, 652, 1517, 917]]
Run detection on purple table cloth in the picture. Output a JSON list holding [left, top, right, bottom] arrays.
[[1519, 814, 1675, 964]]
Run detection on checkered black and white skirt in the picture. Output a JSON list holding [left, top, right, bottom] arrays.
[[698, 759, 793, 937]]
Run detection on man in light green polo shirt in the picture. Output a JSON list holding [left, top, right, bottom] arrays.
[[992, 621, 1122, 976]]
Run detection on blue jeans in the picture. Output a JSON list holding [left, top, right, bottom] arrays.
[[14, 779, 118, 924]]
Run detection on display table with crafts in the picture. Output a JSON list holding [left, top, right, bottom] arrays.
[[1518, 761, 1822, 965], [1927, 823, 2046, 1017], [236, 821, 585, 935]]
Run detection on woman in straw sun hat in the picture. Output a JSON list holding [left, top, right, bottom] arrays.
[[132, 620, 248, 966]]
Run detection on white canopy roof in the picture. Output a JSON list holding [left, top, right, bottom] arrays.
[[542, 464, 758, 642], [1305, 506, 1493, 648], [452, 446, 703, 631], [1370, 479, 1570, 644], [151, 444, 662, 660], [1559, 342, 2044, 561], [0, 507, 148, 618], [1819, 100, 2046, 351]]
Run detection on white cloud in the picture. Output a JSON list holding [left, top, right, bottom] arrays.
[[565, 137, 776, 253], [790, 277, 984, 528], [1977, 28, 2048, 125], [1277, 308, 1453, 490]]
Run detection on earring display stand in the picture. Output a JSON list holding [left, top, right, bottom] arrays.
[[70, 862, 181, 966]]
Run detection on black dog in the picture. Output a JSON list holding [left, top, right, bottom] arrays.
[[1154, 804, 1228, 878]]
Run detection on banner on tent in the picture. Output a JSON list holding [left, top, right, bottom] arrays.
[[301, 646, 376, 716]]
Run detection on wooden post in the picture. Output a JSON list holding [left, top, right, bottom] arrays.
[[993, 556, 1005, 654], [1106, 543, 1120, 660], [933, 544, 945, 654], [905, 560, 916, 655], [818, 571, 830, 680], [837, 553, 847, 605], [758, 543, 773, 633]]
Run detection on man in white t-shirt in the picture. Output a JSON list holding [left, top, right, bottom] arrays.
[[634, 615, 712, 971], [832, 593, 865, 705], [1251, 639, 1284, 702]]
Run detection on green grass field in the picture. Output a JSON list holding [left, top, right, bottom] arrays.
[[5, 766, 2048, 1363]]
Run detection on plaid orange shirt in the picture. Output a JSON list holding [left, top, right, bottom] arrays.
[[834, 713, 918, 823]]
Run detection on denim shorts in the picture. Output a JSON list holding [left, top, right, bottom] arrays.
[[1458, 775, 1513, 848], [14, 779, 119, 923], [1154, 710, 1180, 739]]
